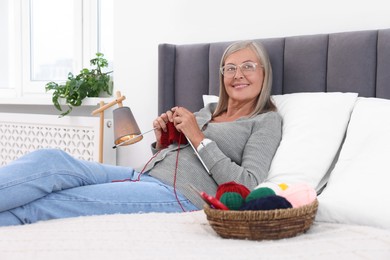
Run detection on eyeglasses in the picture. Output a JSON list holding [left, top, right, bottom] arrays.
[[220, 62, 261, 78]]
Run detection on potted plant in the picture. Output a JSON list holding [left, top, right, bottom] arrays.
[[45, 53, 113, 117]]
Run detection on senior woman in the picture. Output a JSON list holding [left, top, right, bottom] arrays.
[[0, 41, 282, 226]]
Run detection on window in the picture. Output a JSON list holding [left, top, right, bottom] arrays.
[[29, 0, 78, 82], [0, 0, 113, 100]]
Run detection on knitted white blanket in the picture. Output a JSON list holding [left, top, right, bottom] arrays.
[[0, 210, 389, 260]]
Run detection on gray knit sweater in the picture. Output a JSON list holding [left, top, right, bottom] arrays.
[[138, 103, 282, 209]]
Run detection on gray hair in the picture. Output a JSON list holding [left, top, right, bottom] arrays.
[[213, 41, 276, 118]]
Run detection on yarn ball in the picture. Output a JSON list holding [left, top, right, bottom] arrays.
[[220, 192, 244, 210], [279, 183, 317, 208], [216, 181, 250, 200], [278, 183, 289, 191], [245, 187, 276, 203], [240, 195, 292, 211], [254, 182, 283, 195]]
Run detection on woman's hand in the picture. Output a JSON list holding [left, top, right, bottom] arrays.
[[153, 109, 174, 150], [153, 106, 205, 149], [172, 107, 204, 148]]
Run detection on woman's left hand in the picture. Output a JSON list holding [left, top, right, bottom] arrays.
[[172, 106, 204, 148]]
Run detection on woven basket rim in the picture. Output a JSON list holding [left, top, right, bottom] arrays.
[[204, 199, 318, 221], [203, 199, 319, 240]]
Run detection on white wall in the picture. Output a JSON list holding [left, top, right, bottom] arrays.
[[0, 0, 10, 88], [114, 0, 390, 167]]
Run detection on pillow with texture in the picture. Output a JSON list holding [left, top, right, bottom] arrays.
[[203, 93, 358, 191], [316, 97, 390, 229]]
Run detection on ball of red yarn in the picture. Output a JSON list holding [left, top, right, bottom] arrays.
[[216, 181, 250, 200]]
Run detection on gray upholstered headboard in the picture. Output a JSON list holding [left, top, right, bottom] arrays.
[[158, 29, 390, 114]]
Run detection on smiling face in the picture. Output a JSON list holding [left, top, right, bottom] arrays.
[[223, 47, 264, 107]]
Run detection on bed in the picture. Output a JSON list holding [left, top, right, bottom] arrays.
[[1, 28, 390, 259]]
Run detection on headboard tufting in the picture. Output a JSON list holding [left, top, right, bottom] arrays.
[[158, 28, 390, 114]]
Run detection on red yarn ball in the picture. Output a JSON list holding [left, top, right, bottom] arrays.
[[216, 181, 251, 200]]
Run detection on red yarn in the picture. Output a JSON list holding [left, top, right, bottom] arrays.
[[160, 122, 188, 147], [111, 150, 162, 183], [216, 181, 251, 200], [111, 127, 187, 212]]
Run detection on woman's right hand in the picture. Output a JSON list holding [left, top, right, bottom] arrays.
[[153, 108, 176, 149]]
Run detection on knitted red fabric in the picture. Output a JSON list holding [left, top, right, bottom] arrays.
[[160, 122, 188, 147], [216, 181, 251, 200]]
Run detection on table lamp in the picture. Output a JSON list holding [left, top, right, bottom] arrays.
[[92, 91, 151, 163]]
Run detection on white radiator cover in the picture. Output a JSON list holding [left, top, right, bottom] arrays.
[[0, 113, 116, 166]]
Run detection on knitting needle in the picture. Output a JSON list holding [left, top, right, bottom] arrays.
[[185, 136, 211, 176], [113, 128, 213, 178]]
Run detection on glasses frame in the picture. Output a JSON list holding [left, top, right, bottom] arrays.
[[220, 62, 262, 78]]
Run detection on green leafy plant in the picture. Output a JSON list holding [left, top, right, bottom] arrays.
[[45, 53, 113, 117]]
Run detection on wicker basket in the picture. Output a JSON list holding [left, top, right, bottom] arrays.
[[204, 199, 318, 240]]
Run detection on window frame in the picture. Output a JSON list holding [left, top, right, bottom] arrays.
[[0, 0, 104, 104]]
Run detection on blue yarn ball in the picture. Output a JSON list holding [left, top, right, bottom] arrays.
[[240, 195, 292, 211]]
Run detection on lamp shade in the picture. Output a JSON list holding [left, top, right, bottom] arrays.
[[113, 106, 143, 146]]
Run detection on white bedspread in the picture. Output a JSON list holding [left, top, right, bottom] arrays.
[[0, 210, 389, 260]]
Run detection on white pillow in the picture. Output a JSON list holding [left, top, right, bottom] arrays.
[[266, 92, 357, 190], [203, 93, 358, 191], [317, 97, 390, 229], [202, 95, 219, 106]]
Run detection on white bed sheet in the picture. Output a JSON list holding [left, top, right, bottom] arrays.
[[0, 210, 389, 260]]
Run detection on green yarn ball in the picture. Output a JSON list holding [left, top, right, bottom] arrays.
[[220, 192, 244, 210], [246, 187, 276, 203]]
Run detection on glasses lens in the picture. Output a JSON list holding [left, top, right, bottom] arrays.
[[221, 62, 258, 78], [241, 62, 257, 72], [221, 65, 236, 76]]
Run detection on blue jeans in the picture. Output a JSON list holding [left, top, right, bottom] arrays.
[[0, 149, 198, 226]]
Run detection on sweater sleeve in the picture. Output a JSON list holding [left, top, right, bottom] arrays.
[[198, 112, 282, 190]]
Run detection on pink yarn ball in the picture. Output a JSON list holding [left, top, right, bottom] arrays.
[[279, 183, 316, 208]]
